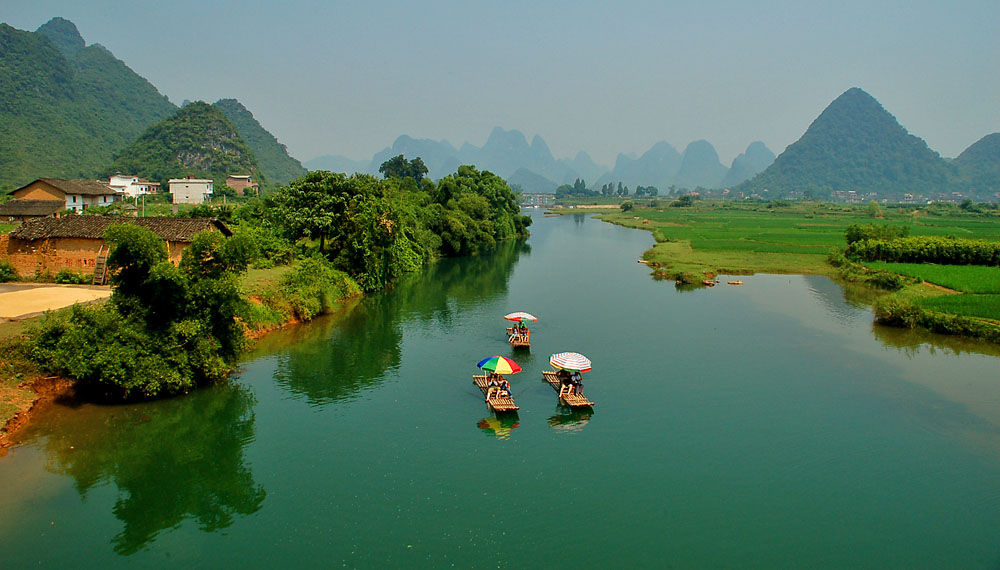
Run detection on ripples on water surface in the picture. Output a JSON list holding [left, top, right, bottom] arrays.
[[2, 211, 1000, 568]]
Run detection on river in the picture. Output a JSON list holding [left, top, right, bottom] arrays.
[[2, 211, 1000, 568]]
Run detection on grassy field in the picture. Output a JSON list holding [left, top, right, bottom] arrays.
[[864, 262, 1000, 294], [915, 294, 1000, 321], [552, 200, 1000, 335], [590, 201, 1000, 280]]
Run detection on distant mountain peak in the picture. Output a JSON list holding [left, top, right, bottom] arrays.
[[36, 17, 85, 56], [740, 87, 952, 197]]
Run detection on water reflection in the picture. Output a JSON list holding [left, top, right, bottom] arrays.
[[477, 416, 521, 440], [803, 274, 873, 324], [872, 321, 1000, 359], [547, 406, 593, 433], [31, 383, 264, 555], [267, 240, 529, 405]]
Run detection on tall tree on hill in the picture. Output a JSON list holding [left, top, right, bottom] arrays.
[[379, 155, 428, 184]]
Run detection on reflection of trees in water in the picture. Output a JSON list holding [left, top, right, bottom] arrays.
[[270, 240, 529, 404], [872, 322, 1000, 359], [38, 383, 264, 555]]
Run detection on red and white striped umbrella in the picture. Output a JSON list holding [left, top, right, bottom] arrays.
[[504, 311, 538, 323], [549, 352, 592, 373]]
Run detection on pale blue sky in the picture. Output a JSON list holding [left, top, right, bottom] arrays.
[[5, 0, 998, 166]]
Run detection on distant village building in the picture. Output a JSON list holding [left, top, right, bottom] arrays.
[[0, 200, 64, 223], [0, 216, 232, 279], [10, 178, 121, 213], [108, 174, 160, 198], [168, 177, 214, 204], [225, 175, 259, 197]]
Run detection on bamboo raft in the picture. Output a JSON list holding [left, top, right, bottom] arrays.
[[473, 375, 520, 412], [541, 371, 595, 408], [505, 327, 531, 348]]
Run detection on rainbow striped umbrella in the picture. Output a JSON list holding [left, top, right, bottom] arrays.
[[504, 312, 538, 323], [549, 352, 592, 373], [477, 355, 522, 375]]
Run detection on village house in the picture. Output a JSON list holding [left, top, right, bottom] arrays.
[[225, 174, 259, 197], [0, 199, 64, 223], [169, 177, 214, 205], [108, 174, 160, 198], [0, 216, 231, 280], [9, 178, 121, 213]]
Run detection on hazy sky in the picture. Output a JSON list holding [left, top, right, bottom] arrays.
[[5, 0, 998, 167]]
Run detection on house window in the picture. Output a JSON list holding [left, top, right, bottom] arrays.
[[72, 196, 77, 203]]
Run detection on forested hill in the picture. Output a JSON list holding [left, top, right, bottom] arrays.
[[0, 18, 177, 192], [739, 87, 954, 199], [953, 133, 1000, 195], [213, 98, 306, 185], [103, 101, 263, 186]]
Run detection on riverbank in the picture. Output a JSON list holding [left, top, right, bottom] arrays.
[[553, 201, 1000, 342], [0, 262, 362, 451]]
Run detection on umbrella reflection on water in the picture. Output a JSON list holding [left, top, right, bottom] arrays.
[[547, 406, 592, 433], [477, 416, 520, 440]]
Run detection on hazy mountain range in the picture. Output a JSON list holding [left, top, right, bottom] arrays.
[[306, 130, 776, 193], [2, 18, 997, 200]]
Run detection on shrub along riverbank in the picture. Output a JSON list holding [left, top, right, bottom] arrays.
[[557, 199, 1000, 342], [1, 163, 530, 439]]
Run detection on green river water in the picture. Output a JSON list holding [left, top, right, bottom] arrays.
[[2, 211, 1000, 568]]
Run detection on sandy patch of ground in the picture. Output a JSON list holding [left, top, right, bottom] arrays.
[[0, 285, 111, 320]]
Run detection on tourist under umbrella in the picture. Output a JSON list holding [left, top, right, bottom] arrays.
[[550, 352, 591, 396], [477, 355, 521, 399]]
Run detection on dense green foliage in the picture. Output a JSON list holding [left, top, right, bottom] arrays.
[[213, 98, 306, 187], [0, 259, 18, 282], [0, 20, 176, 192], [875, 296, 1000, 341], [844, 223, 911, 244], [953, 133, 1000, 195], [103, 102, 263, 186], [271, 166, 529, 290], [378, 154, 428, 183], [846, 236, 1000, 265], [29, 225, 256, 397], [740, 88, 955, 200], [556, 179, 599, 198]]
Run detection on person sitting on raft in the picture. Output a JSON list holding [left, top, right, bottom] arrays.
[[570, 371, 583, 395], [557, 370, 573, 397], [517, 323, 528, 341], [498, 378, 512, 398]]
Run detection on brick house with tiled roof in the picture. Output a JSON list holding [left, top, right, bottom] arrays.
[[0, 216, 231, 279], [12, 178, 121, 213]]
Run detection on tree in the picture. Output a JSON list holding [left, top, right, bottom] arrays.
[[379, 154, 428, 184], [621, 200, 634, 212], [273, 170, 352, 252]]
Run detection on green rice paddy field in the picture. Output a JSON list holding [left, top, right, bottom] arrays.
[[595, 202, 1000, 322]]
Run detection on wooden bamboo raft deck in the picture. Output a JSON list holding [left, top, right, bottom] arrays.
[[541, 371, 595, 408], [505, 327, 530, 348], [473, 375, 520, 412]]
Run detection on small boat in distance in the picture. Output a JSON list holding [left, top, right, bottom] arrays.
[[504, 311, 537, 349]]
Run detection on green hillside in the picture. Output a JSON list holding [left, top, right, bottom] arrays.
[[104, 101, 263, 185], [740, 88, 955, 200], [953, 133, 1000, 196], [213, 98, 306, 186], [0, 19, 176, 192]]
